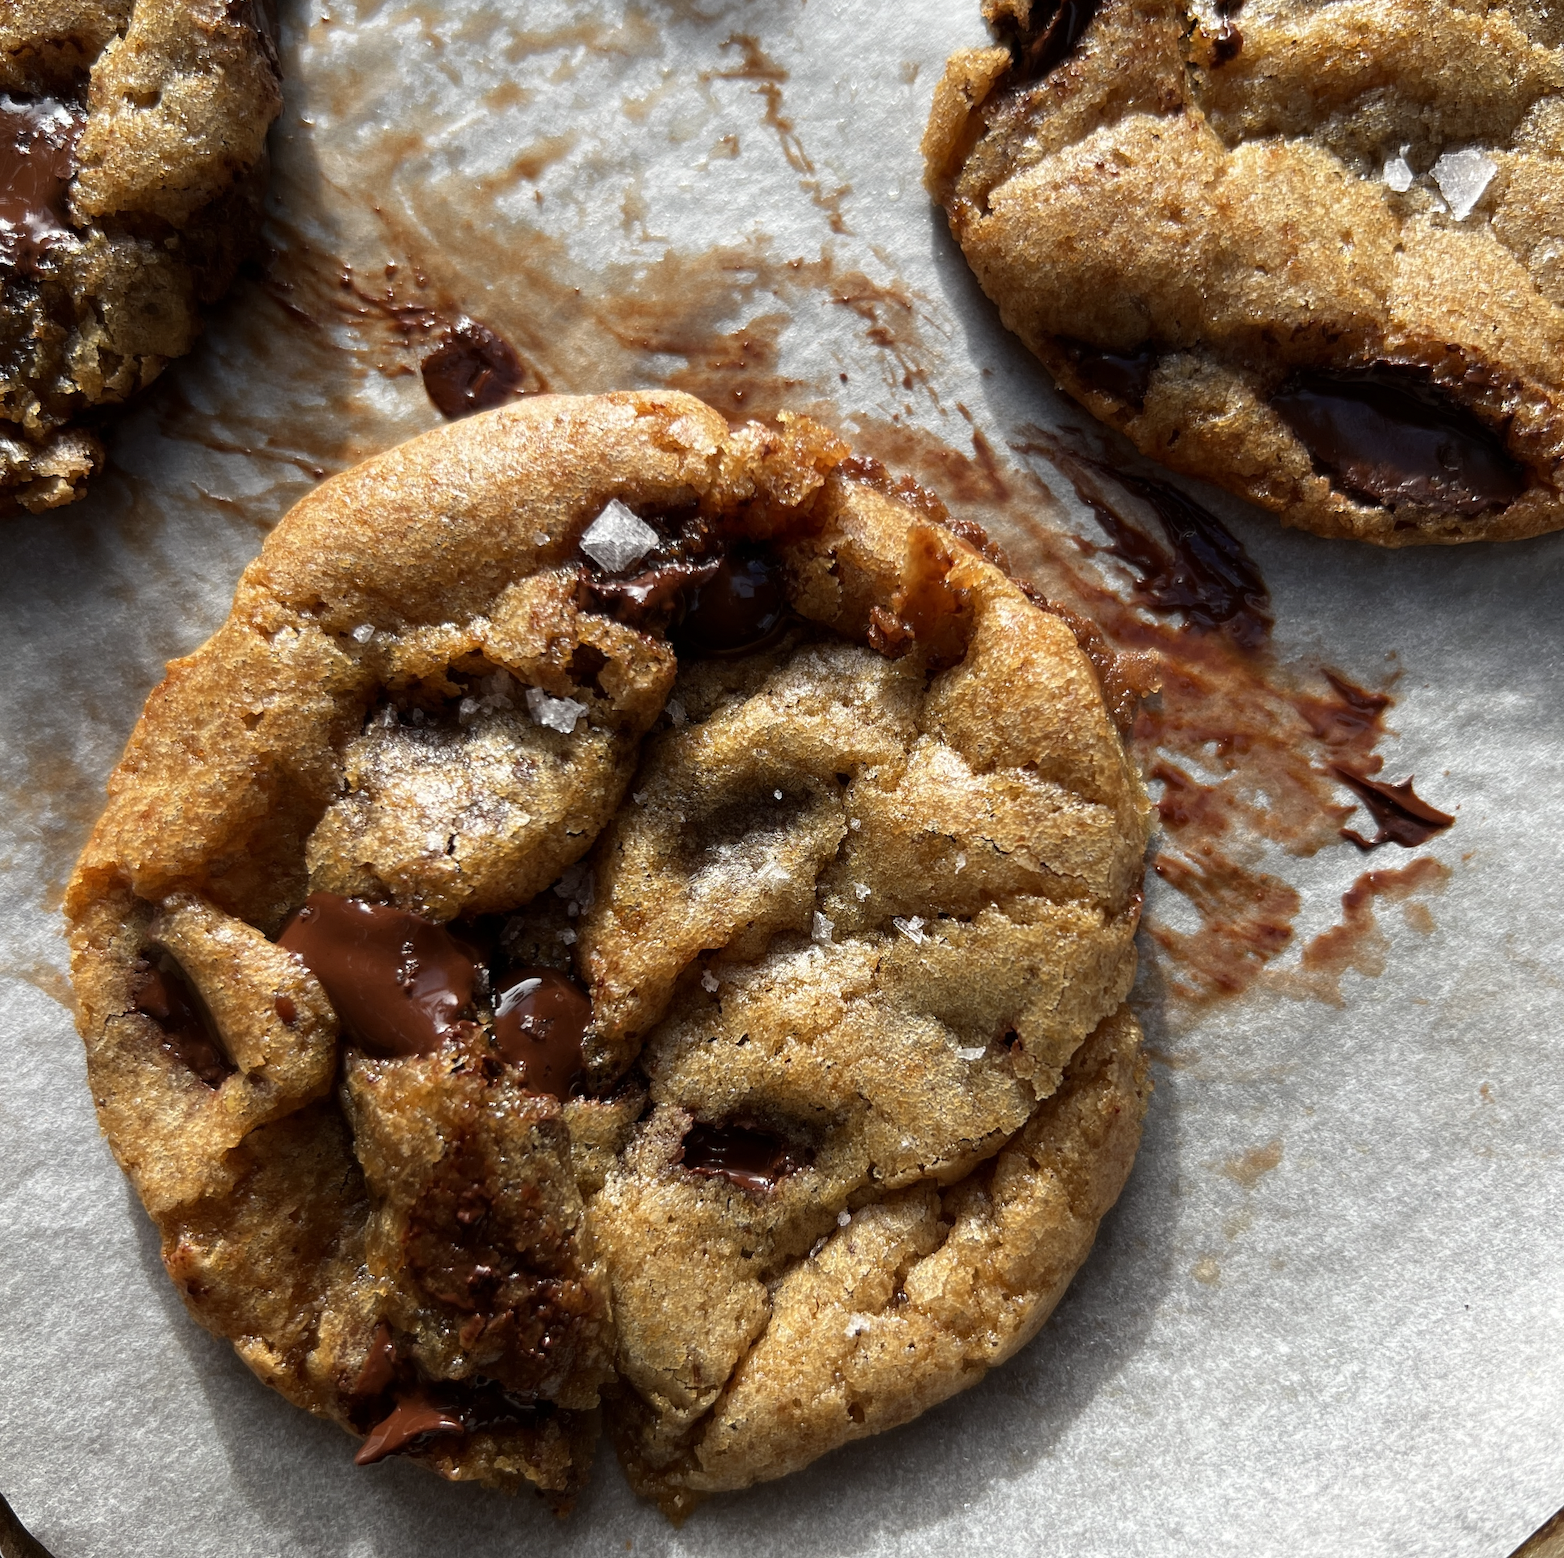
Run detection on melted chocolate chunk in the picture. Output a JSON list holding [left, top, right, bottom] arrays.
[[420, 318, 540, 420], [1005, 0, 1103, 81], [134, 955, 231, 1088], [1271, 369, 1525, 516], [352, 1322, 398, 1400], [0, 96, 82, 274], [1078, 460, 1273, 649], [674, 545, 789, 656], [1209, 21, 1243, 61], [492, 969, 589, 1099], [0, 1490, 56, 1558], [678, 1121, 811, 1193], [1064, 340, 1157, 409], [278, 893, 476, 1056], [355, 1393, 465, 1466], [585, 556, 721, 636], [1331, 766, 1455, 850]]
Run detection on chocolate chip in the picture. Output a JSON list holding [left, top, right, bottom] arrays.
[[0, 96, 83, 275], [678, 1120, 812, 1193], [1271, 368, 1526, 516], [420, 318, 542, 420], [134, 956, 232, 1088], [492, 969, 590, 1099], [277, 893, 477, 1056]]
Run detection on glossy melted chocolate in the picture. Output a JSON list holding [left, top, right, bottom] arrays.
[[492, 969, 590, 1098], [678, 1121, 811, 1193], [1065, 341, 1157, 409], [1007, 0, 1103, 80], [420, 318, 535, 420], [134, 956, 231, 1088], [674, 545, 789, 655], [1271, 369, 1525, 516], [354, 1394, 465, 1466], [1331, 766, 1456, 850], [0, 96, 82, 273], [1077, 460, 1273, 649], [278, 893, 476, 1056]]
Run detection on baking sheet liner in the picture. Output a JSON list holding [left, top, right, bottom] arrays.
[[2, 2, 1562, 1554]]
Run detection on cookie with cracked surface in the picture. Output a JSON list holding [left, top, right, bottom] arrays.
[[1, 0, 280, 514], [66, 390, 1150, 1514], [925, 0, 1564, 544]]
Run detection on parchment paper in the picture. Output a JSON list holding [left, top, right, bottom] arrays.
[[3, 3, 1562, 1555]]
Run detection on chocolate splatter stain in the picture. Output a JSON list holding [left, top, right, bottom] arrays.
[[1332, 767, 1456, 851], [1268, 858, 1451, 1007], [703, 35, 852, 235], [847, 419, 1454, 1011]]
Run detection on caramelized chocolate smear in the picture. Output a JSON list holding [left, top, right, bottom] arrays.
[[492, 969, 589, 1098], [355, 1393, 465, 1466], [1065, 340, 1157, 409], [1271, 369, 1525, 515], [679, 1121, 811, 1192], [420, 318, 540, 420], [352, 1323, 398, 1400], [1332, 766, 1455, 850], [674, 545, 788, 656], [134, 955, 231, 1088], [0, 96, 82, 273], [278, 893, 476, 1056], [1078, 461, 1272, 649]]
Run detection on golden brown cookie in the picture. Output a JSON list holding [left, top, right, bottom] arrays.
[[2, 0, 280, 513], [66, 391, 1150, 1513], [925, 0, 1564, 544]]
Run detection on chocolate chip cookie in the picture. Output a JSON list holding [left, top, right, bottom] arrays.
[[2, 0, 281, 514], [925, 0, 1564, 544], [66, 390, 1151, 1513]]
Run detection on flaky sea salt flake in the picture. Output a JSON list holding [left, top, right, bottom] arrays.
[[526, 685, 587, 734], [893, 915, 925, 945], [1382, 145, 1414, 194], [956, 1045, 986, 1061], [351, 623, 375, 644], [812, 912, 835, 945], [701, 969, 720, 993], [1432, 149, 1496, 219], [844, 1314, 873, 1339], [853, 882, 871, 901], [668, 698, 686, 727], [579, 498, 659, 573], [837, 1209, 851, 1227]]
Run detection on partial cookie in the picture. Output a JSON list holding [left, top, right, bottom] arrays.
[[2, 0, 281, 513], [66, 390, 1150, 1512], [925, 0, 1564, 544]]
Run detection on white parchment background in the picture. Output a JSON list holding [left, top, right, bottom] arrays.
[[2, 3, 1562, 1555]]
